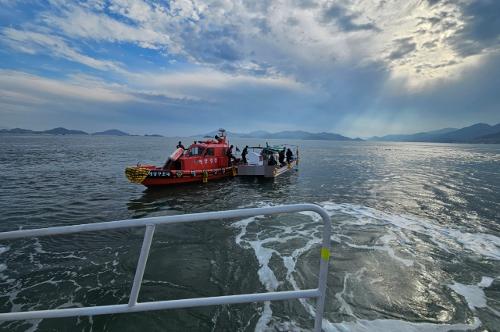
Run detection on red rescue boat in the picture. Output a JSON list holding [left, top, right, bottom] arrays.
[[125, 129, 237, 187]]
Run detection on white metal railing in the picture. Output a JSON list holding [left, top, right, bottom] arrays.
[[0, 204, 331, 331]]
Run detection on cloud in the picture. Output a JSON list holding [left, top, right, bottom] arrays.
[[125, 68, 307, 101], [319, 3, 379, 32], [367, 50, 500, 135], [31, 0, 477, 84], [388, 37, 417, 60], [449, 0, 500, 57], [0, 70, 135, 103], [1, 28, 124, 72], [40, 4, 172, 50], [0, 0, 499, 135]]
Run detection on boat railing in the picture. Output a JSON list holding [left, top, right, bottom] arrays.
[[0, 204, 331, 331]]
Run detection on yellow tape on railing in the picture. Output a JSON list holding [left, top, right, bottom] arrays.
[[321, 247, 330, 261]]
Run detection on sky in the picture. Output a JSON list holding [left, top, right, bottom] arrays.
[[0, 0, 499, 137]]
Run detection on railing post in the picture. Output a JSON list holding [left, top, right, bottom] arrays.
[[313, 208, 332, 332], [128, 224, 155, 307]]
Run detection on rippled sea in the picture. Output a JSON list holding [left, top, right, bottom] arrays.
[[0, 135, 499, 332]]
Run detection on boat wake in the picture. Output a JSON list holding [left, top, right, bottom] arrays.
[[231, 201, 500, 331]]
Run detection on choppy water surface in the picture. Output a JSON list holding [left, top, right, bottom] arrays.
[[0, 135, 499, 332]]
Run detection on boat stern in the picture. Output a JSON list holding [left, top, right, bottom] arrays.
[[125, 166, 152, 184]]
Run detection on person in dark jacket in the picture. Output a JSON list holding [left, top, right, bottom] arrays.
[[226, 145, 236, 164], [241, 145, 249, 164], [286, 148, 294, 163], [268, 154, 277, 166], [176, 141, 185, 149], [278, 148, 286, 166]]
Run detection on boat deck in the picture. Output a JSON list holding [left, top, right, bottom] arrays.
[[237, 159, 298, 178]]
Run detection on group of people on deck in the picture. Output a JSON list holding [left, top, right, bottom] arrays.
[[281, 147, 294, 165], [175, 141, 294, 167], [266, 148, 294, 166]]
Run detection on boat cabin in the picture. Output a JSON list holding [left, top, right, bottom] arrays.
[[177, 140, 229, 171]]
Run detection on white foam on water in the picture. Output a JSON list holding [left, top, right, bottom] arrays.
[[0, 263, 7, 282], [231, 215, 279, 330], [448, 276, 499, 317], [0, 245, 9, 255], [449, 282, 488, 309], [23, 319, 42, 332], [477, 276, 494, 288], [232, 201, 498, 330], [265, 313, 482, 332], [231, 216, 281, 290], [320, 202, 500, 261], [249, 239, 280, 291], [255, 301, 273, 331], [269, 320, 309, 331], [33, 238, 47, 254], [334, 272, 356, 316], [343, 236, 414, 267], [298, 210, 322, 223], [232, 205, 326, 330], [232, 216, 260, 245], [322, 317, 481, 332], [305, 204, 417, 266]]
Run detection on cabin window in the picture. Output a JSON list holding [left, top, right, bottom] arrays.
[[187, 146, 205, 156], [206, 148, 214, 156]]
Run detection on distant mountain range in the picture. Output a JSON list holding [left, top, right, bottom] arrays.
[[2, 123, 500, 143], [0, 127, 163, 137], [197, 130, 361, 141], [369, 123, 500, 143], [43, 127, 89, 135], [368, 128, 458, 142], [474, 131, 500, 143]]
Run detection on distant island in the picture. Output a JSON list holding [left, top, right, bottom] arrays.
[[92, 129, 131, 136], [2, 122, 500, 143], [368, 122, 500, 144], [0, 127, 163, 137]]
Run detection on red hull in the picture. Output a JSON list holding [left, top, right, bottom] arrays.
[[142, 170, 234, 187], [126, 165, 237, 187]]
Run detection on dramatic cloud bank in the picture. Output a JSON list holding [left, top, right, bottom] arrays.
[[0, 0, 499, 136]]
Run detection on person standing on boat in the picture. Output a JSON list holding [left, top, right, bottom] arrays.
[[286, 148, 294, 163], [278, 148, 286, 166], [268, 154, 277, 166], [177, 141, 185, 150], [215, 134, 224, 143], [241, 146, 249, 164], [227, 145, 236, 165]]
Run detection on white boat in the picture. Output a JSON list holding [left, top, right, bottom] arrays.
[[237, 145, 298, 178]]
